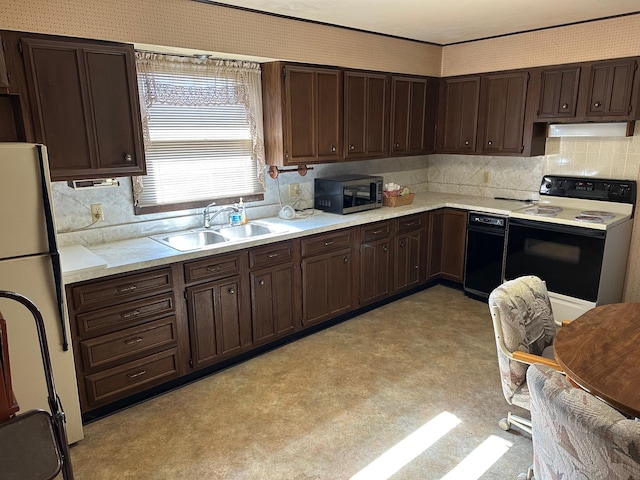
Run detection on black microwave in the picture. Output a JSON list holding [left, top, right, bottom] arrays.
[[314, 175, 383, 214]]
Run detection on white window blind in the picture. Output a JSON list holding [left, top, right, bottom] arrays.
[[134, 52, 265, 212]]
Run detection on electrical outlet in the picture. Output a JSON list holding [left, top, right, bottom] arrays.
[[289, 183, 300, 198], [90, 203, 104, 222]]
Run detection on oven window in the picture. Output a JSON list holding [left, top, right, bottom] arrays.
[[505, 221, 605, 302]]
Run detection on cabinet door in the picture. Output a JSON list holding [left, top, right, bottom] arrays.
[[285, 66, 341, 164], [360, 239, 391, 305], [538, 67, 580, 118], [186, 276, 251, 369], [481, 72, 528, 155], [0, 33, 9, 91], [440, 209, 467, 283], [250, 264, 296, 345], [390, 76, 432, 155], [440, 77, 480, 153], [344, 71, 387, 159], [585, 59, 637, 118], [428, 210, 444, 280], [393, 231, 422, 293], [301, 248, 353, 327]]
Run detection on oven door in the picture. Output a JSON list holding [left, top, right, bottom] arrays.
[[505, 218, 606, 302]]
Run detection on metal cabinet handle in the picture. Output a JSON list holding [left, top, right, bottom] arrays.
[[404, 222, 417, 227], [400, 241, 405, 248], [228, 288, 235, 295], [285, 152, 289, 159], [123, 153, 133, 163], [117, 284, 137, 293], [561, 103, 569, 109], [325, 241, 334, 246], [123, 337, 143, 346], [120, 309, 141, 319], [487, 140, 493, 146], [331, 145, 336, 152], [268, 253, 279, 258], [258, 280, 265, 286], [382, 246, 388, 252], [127, 370, 146, 379], [206, 265, 222, 272], [348, 145, 355, 151], [343, 256, 348, 263], [464, 140, 470, 146], [594, 101, 602, 108], [372, 229, 383, 234], [395, 143, 400, 148]]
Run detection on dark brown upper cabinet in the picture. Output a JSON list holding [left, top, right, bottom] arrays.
[[262, 63, 342, 166], [479, 71, 529, 155], [438, 76, 481, 154], [343, 71, 388, 160], [0, 34, 9, 92], [537, 66, 581, 119], [390, 76, 439, 156], [5, 33, 145, 181], [584, 58, 637, 119]]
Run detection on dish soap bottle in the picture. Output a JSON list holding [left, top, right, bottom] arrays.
[[238, 197, 247, 224]]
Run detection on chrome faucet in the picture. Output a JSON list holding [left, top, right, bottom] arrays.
[[203, 204, 238, 228]]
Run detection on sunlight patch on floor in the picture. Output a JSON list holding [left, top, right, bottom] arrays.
[[440, 435, 513, 480], [350, 411, 462, 480]]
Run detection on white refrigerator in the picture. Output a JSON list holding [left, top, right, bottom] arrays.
[[0, 143, 83, 443]]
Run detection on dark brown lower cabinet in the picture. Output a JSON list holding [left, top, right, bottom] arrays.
[[302, 248, 354, 327], [393, 213, 427, 293], [360, 239, 392, 305], [428, 208, 467, 283], [250, 264, 297, 345], [186, 276, 252, 369]]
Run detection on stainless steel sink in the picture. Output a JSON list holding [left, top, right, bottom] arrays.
[[215, 223, 273, 240], [154, 230, 228, 251]]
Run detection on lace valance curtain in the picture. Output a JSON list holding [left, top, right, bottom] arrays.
[[133, 52, 266, 204]]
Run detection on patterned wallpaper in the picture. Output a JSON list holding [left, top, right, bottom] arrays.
[[0, 0, 442, 76], [443, 14, 640, 76]]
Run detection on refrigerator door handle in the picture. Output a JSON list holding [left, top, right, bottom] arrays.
[[37, 147, 69, 351]]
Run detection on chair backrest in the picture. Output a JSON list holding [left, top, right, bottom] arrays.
[[488, 275, 556, 406], [0, 312, 20, 422], [528, 363, 640, 480]]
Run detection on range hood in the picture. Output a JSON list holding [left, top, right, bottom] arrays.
[[547, 121, 635, 138]]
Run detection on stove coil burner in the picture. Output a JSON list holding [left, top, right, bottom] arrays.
[[580, 210, 615, 219], [523, 206, 563, 217], [574, 215, 605, 223]]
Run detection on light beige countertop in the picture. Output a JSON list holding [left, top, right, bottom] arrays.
[[60, 192, 530, 285]]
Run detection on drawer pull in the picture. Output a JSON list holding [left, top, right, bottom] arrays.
[[372, 229, 383, 234], [127, 370, 146, 379], [324, 241, 334, 246], [123, 337, 143, 346], [258, 280, 265, 286], [268, 253, 279, 258], [120, 309, 141, 319], [117, 284, 137, 293], [594, 101, 602, 108], [206, 265, 222, 272], [228, 288, 235, 295]]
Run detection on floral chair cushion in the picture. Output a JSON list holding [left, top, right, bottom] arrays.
[[488, 275, 556, 408], [528, 364, 640, 480]]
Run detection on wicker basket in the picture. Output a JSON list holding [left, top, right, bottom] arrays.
[[383, 192, 415, 207]]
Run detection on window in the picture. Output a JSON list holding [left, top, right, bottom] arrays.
[[133, 52, 265, 214]]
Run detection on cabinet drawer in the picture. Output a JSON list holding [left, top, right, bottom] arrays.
[[71, 268, 173, 311], [80, 316, 178, 371], [75, 292, 175, 338], [249, 241, 295, 269], [361, 221, 391, 242], [84, 348, 179, 408], [301, 229, 354, 257], [184, 251, 244, 284], [394, 214, 425, 233]]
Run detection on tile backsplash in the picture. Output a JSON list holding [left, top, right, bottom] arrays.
[[54, 131, 640, 247]]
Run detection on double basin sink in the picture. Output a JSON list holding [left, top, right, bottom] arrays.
[[151, 223, 279, 252]]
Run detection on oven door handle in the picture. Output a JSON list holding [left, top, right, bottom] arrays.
[[508, 218, 607, 239]]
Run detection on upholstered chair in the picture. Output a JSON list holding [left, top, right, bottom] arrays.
[[488, 275, 560, 434], [527, 363, 640, 479]]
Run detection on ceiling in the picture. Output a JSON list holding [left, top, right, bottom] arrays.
[[205, 0, 640, 45]]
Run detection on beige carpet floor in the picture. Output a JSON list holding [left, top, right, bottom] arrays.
[[69, 285, 533, 479]]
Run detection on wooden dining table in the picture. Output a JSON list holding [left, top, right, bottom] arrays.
[[553, 303, 640, 418]]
